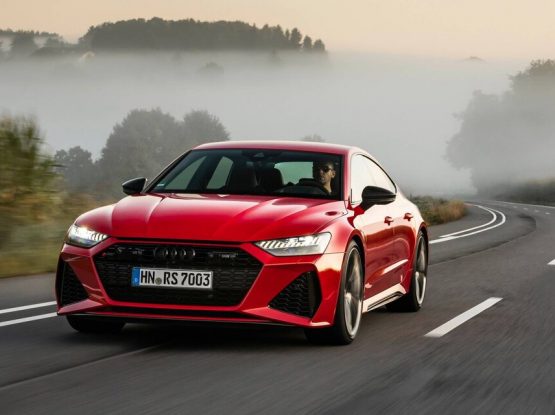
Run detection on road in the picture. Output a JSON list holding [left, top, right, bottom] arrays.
[[0, 200, 554, 414]]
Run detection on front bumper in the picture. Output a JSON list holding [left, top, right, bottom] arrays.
[[56, 238, 345, 328]]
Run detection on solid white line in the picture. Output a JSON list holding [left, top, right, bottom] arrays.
[[430, 206, 506, 245], [548, 259, 555, 266], [0, 312, 57, 328], [0, 301, 56, 315], [439, 205, 497, 238], [425, 297, 503, 338]]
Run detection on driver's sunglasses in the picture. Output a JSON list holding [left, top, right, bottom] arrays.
[[313, 165, 334, 173]]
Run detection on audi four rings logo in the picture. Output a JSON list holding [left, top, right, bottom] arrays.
[[154, 246, 196, 261]]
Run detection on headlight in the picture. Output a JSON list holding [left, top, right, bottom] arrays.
[[65, 224, 109, 248], [255, 233, 331, 256]]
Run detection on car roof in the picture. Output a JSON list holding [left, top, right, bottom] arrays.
[[193, 140, 364, 157]]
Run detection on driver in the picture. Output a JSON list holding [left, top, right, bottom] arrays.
[[312, 161, 336, 195]]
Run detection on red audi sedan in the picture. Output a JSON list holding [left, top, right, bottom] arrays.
[[56, 141, 428, 344]]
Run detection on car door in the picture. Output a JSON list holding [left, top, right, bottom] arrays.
[[350, 155, 397, 301], [366, 159, 413, 277]]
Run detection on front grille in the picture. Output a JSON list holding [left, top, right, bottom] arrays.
[[94, 243, 262, 306], [269, 272, 321, 317], [59, 262, 89, 306]]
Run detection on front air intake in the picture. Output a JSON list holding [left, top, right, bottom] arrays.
[[269, 272, 321, 317], [58, 261, 89, 306]]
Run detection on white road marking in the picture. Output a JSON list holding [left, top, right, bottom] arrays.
[[547, 212, 551, 215], [493, 200, 555, 210], [548, 259, 555, 266], [439, 205, 497, 238], [0, 312, 57, 328], [430, 206, 506, 245], [425, 297, 502, 338], [0, 301, 56, 315]]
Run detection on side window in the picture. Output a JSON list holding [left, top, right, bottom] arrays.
[[350, 155, 396, 203], [350, 155, 376, 203], [367, 160, 396, 193], [207, 157, 233, 189]]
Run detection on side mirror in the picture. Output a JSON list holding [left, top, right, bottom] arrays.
[[360, 186, 396, 210], [122, 177, 147, 195]]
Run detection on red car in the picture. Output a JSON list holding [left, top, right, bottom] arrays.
[[56, 141, 428, 344]]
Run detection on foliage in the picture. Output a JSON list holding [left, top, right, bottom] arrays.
[[54, 109, 230, 199], [0, 115, 58, 244], [9, 33, 37, 57], [79, 18, 326, 52], [446, 60, 555, 196], [54, 147, 96, 192], [411, 196, 467, 225]]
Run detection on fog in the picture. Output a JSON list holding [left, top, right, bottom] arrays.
[[0, 51, 529, 196]]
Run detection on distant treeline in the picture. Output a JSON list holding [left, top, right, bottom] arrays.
[[0, 18, 326, 59], [0, 29, 58, 36], [79, 18, 325, 52]]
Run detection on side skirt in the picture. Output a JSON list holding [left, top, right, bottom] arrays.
[[362, 283, 406, 312]]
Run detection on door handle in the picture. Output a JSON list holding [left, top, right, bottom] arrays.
[[404, 213, 413, 221], [384, 216, 394, 225]]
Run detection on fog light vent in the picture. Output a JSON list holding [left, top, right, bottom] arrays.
[[59, 262, 89, 306], [269, 272, 321, 317]]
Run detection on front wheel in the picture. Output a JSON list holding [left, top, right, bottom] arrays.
[[305, 241, 363, 345], [387, 231, 428, 312], [66, 315, 125, 333]]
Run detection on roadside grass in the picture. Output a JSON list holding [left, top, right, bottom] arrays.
[[0, 193, 105, 278], [0, 222, 68, 278], [411, 196, 467, 225]]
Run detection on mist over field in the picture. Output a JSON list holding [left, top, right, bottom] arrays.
[[0, 51, 528, 195]]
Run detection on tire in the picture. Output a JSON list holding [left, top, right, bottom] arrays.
[[305, 241, 363, 345], [66, 315, 125, 334], [386, 231, 428, 312]]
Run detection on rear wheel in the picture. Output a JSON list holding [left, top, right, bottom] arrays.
[[66, 315, 125, 333], [387, 232, 427, 312], [305, 241, 363, 345]]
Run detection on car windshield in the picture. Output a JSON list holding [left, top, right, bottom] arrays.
[[150, 149, 343, 200]]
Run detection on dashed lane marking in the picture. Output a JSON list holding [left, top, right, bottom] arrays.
[[0, 312, 57, 328], [0, 301, 56, 315], [425, 297, 503, 338]]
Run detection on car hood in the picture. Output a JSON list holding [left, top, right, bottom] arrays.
[[76, 193, 346, 242]]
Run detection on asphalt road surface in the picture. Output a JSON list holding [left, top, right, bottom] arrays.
[[1, 200, 554, 414]]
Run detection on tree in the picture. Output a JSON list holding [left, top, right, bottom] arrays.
[[96, 109, 182, 197], [9, 33, 37, 58], [446, 60, 555, 195], [0, 115, 58, 244], [313, 39, 326, 52], [94, 108, 229, 198], [182, 110, 229, 149], [289, 28, 302, 49], [54, 147, 96, 192], [302, 36, 313, 51]]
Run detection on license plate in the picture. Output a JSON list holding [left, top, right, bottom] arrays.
[[131, 267, 213, 290]]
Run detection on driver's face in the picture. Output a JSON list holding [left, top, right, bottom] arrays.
[[313, 162, 336, 186]]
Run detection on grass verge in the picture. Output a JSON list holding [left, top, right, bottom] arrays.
[[411, 196, 467, 225]]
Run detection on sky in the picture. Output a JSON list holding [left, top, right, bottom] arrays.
[[1, 0, 554, 59]]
